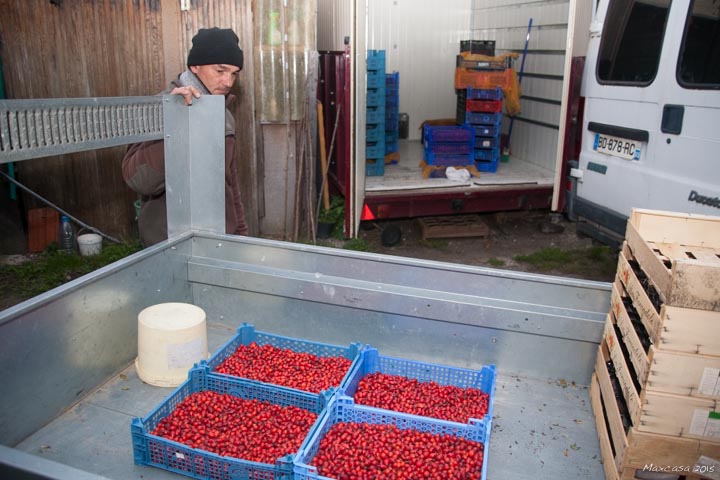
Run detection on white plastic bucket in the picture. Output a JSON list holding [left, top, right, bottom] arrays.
[[135, 303, 208, 387], [77, 233, 102, 256]]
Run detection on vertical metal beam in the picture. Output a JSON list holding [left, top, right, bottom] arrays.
[[163, 94, 226, 238]]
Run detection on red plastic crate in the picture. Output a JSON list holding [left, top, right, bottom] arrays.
[[465, 99, 502, 113]]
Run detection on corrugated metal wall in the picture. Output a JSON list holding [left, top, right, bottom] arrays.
[[367, 0, 473, 139], [317, 0, 354, 51], [0, 0, 257, 243], [471, 0, 571, 170]]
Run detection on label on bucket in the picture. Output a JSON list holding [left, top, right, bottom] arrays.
[[167, 338, 205, 369]]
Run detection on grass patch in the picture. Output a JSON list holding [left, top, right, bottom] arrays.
[[514, 245, 617, 279], [343, 238, 371, 252], [0, 242, 142, 301], [419, 239, 449, 249], [486, 257, 505, 267]]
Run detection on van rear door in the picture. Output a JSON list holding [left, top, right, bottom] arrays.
[[575, 0, 720, 241]]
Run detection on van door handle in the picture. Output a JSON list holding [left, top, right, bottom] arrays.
[[661, 105, 684, 135]]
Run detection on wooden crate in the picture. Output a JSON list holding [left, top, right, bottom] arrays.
[[27, 207, 59, 253], [617, 244, 720, 352], [602, 311, 720, 439], [591, 352, 720, 480], [625, 209, 720, 312], [417, 215, 490, 240], [611, 280, 720, 397]]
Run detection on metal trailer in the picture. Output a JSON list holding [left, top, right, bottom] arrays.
[[0, 96, 611, 479]]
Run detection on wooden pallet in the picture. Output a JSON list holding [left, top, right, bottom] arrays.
[[417, 215, 490, 240], [590, 371, 720, 480], [625, 209, 720, 312]]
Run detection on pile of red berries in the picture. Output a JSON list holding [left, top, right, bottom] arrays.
[[312, 422, 484, 479], [215, 342, 352, 393], [353, 372, 489, 423], [151, 391, 317, 463]]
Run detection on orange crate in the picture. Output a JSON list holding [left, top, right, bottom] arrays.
[[28, 207, 59, 252], [455, 68, 514, 90]]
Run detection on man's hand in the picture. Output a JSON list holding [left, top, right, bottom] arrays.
[[170, 85, 202, 105]]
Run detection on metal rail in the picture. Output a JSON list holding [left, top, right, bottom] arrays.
[[0, 96, 163, 163]]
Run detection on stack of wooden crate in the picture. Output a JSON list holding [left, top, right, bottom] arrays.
[[590, 208, 720, 480]]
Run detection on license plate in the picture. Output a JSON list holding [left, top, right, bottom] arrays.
[[593, 133, 641, 161]]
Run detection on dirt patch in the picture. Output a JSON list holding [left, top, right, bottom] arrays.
[[352, 211, 617, 283]]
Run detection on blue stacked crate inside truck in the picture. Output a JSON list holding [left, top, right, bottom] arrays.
[[422, 124, 475, 169], [456, 86, 503, 172], [366, 50, 386, 176], [385, 72, 400, 164]]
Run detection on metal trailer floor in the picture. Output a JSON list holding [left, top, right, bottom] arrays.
[[15, 318, 604, 480], [365, 139, 555, 194]]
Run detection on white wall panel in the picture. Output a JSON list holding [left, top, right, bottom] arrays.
[[509, 122, 560, 170], [523, 53, 566, 76], [367, 0, 473, 139], [317, 0, 353, 51], [472, 0, 570, 169]]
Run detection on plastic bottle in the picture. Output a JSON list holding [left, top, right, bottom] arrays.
[[58, 215, 75, 252]]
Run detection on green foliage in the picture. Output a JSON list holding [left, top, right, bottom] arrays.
[[514, 245, 617, 277], [0, 241, 142, 301], [419, 239, 449, 249], [318, 196, 345, 225], [343, 238, 371, 252]]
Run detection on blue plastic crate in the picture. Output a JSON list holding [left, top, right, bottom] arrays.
[[366, 140, 386, 159], [366, 87, 386, 107], [366, 50, 386, 71], [366, 123, 383, 143], [475, 136, 499, 149], [366, 105, 385, 124], [385, 94, 399, 108], [385, 110, 398, 128], [474, 147, 500, 162], [385, 71, 399, 88], [367, 70, 385, 89], [385, 141, 399, 154], [131, 366, 329, 480], [293, 395, 490, 480], [206, 323, 363, 395], [424, 138, 475, 154], [473, 123, 500, 137], [423, 151, 474, 167], [366, 158, 384, 176], [475, 157, 499, 173], [343, 349, 495, 434], [463, 87, 503, 100], [385, 131, 399, 143], [423, 124, 474, 143], [463, 111, 503, 125]]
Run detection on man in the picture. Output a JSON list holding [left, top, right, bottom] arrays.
[[122, 27, 249, 247]]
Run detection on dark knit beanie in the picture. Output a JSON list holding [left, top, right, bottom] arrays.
[[187, 28, 244, 70]]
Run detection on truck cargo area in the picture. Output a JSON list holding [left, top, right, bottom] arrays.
[[366, 139, 554, 194], [1, 232, 610, 480]]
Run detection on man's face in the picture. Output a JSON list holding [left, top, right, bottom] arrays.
[[190, 64, 240, 95]]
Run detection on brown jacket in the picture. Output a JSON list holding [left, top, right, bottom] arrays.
[[122, 86, 248, 246]]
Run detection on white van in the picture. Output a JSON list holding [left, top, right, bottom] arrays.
[[571, 0, 720, 245]]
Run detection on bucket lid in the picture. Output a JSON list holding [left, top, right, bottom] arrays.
[[138, 302, 206, 330]]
